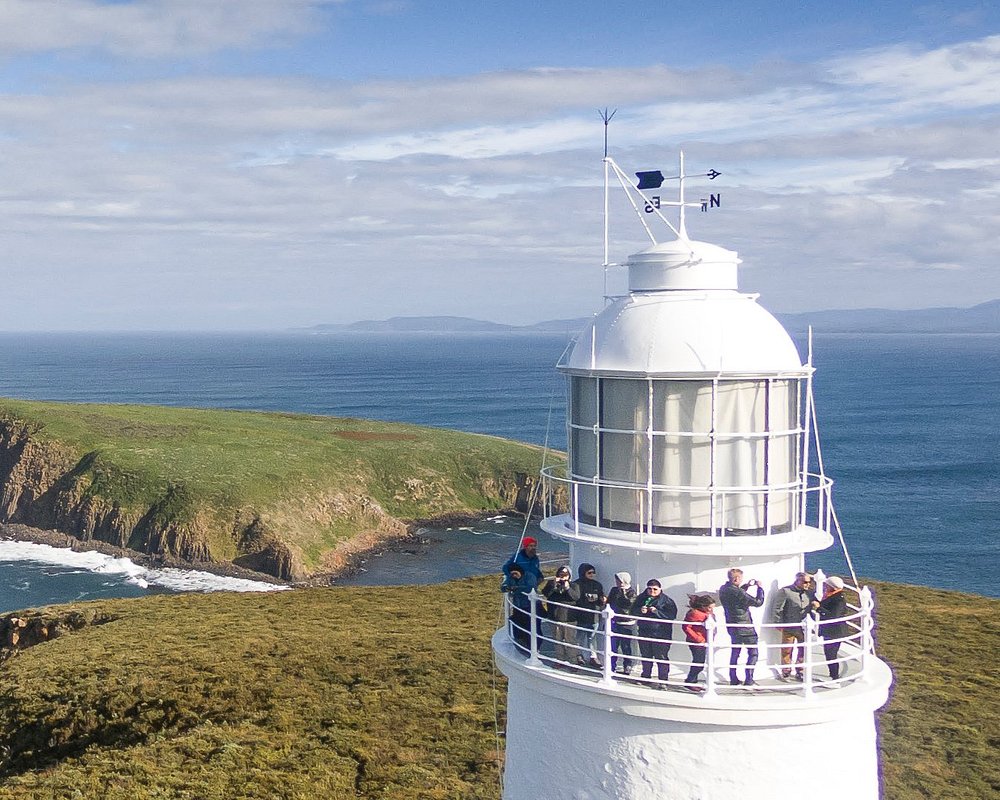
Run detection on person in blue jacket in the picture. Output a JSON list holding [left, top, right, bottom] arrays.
[[501, 564, 536, 654], [502, 536, 543, 587]]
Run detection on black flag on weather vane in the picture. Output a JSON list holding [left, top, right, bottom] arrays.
[[635, 170, 665, 190]]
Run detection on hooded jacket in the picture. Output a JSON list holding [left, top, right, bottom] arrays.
[[541, 573, 580, 622], [607, 572, 637, 628], [572, 563, 605, 627], [500, 571, 537, 612]]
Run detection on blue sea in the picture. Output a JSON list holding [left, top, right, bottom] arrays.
[[0, 331, 996, 607]]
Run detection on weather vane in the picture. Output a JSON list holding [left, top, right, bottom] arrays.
[[599, 110, 724, 270]]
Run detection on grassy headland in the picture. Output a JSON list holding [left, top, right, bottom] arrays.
[[0, 579, 995, 799], [0, 400, 553, 579]]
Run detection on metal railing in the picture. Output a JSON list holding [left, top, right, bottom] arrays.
[[539, 464, 834, 539], [500, 585, 875, 697]]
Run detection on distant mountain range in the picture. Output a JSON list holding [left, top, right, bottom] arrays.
[[776, 299, 1000, 334], [302, 315, 591, 334], [301, 299, 1000, 335]]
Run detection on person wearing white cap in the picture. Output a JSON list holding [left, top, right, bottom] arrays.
[[812, 576, 849, 680], [607, 572, 638, 674]]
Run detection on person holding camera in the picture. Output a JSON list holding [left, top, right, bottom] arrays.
[[572, 563, 606, 668], [629, 579, 677, 684], [719, 568, 765, 687], [541, 565, 580, 665]]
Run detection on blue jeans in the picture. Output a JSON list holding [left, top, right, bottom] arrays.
[[576, 622, 598, 662]]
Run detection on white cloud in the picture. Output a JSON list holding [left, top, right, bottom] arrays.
[[828, 35, 1000, 111], [0, 0, 331, 58], [1, 32, 999, 329]]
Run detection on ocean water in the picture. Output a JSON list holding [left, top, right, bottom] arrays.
[[0, 331, 996, 603]]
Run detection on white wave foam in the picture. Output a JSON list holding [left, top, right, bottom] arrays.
[[0, 540, 288, 594]]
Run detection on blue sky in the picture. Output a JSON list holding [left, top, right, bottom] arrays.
[[1, 0, 999, 329]]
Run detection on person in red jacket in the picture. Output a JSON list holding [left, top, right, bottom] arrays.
[[682, 594, 716, 692]]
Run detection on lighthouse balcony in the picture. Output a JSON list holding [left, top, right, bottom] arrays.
[[539, 464, 834, 553], [494, 586, 891, 721]]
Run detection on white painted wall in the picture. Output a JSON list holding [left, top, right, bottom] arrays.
[[502, 671, 881, 800]]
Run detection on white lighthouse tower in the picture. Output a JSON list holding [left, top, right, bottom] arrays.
[[492, 149, 892, 799]]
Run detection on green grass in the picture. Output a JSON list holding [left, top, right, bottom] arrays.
[[872, 581, 999, 798], [0, 578, 995, 799], [0, 400, 553, 572]]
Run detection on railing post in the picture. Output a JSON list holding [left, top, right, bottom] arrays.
[[648, 484, 653, 536], [573, 483, 580, 536], [527, 589, 543, 667], [638, 489, 645, 544], [600, 606, 615, 687], [803, 614, 817, 697], [825, 484, 832, 532], [704, 615, 718, 697], [860, 586, 873, 681]]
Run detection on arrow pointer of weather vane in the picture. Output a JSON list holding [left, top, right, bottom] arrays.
[[635, 167, 722, 213]]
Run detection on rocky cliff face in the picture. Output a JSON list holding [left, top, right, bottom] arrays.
[[0, 418, 218, 564], [0, 419, 552, 581], [0, 607, 116, 663]]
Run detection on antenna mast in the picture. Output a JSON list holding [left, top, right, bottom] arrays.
[[600, 108, 617, 274], [678, 151, 687, 239]]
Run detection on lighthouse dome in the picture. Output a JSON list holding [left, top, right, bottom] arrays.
[[563, 290, 804, 376], [627, 238, 739, 292]]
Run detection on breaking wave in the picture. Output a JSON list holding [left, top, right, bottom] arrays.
[[0, 539, 288, 595]]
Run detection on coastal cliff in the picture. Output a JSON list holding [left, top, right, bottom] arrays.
[[0, 401, 556, 580]]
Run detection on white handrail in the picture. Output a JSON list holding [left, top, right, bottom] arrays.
[[501, 585, 874, 698], [541, 465, 834, 538]]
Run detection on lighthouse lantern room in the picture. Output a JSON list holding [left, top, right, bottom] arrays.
[[493, 147, 892, 800]]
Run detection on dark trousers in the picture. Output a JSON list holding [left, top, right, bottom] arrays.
[[824, 641, 842, 679], [510, 608, 530, 655], [638, 637, 671, 680], [610, 622, 636, 672], [685, 643, 707, 683]]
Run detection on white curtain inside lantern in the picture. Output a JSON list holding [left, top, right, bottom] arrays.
[[568, 376, 800, 534]]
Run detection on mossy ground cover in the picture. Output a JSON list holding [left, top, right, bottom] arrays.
[[0, 578, 995, 799]]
